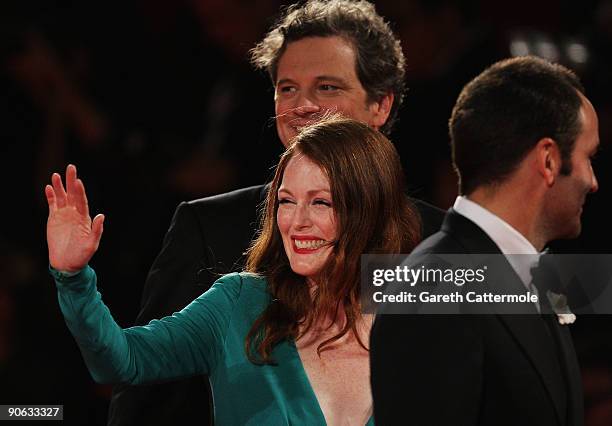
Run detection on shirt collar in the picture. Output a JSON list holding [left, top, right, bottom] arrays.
[[453, 195, 540, 287]]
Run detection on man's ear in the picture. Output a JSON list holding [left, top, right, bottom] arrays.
[[369, 92, 394, 129], [535, 137, 561, 186]]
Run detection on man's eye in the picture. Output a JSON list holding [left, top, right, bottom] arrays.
[[319, 84, 339, 92], [279, 86, 296, 94]]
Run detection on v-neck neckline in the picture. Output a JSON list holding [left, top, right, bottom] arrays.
[[289, 339, 328, 423], [287, 339, 374, 426]]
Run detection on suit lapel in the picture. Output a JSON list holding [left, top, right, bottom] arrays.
[[498, 315, 568, 425], [442, 211, 569, 425]]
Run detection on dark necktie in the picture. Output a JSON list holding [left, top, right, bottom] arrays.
[[531, 251, 570, 424], [531, 251, 562, 314]]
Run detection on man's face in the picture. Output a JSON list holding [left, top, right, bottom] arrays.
[[274, 36, 392, 147], [548, 94, 599, 239]]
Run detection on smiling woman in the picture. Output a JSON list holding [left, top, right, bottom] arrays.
[[245, 116, 421, 365], [45, 116, 420, 425], [277, 154, 337, 280]]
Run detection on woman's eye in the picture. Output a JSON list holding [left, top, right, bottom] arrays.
[[313, 199, 332, 207], [278, 198, 294, 205]]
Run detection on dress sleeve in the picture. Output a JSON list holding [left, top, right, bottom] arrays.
[[53, 266, 241, 385]]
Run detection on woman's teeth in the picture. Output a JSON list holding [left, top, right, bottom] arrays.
[[294, 239, 326, 249]]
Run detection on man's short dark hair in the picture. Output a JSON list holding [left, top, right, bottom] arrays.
[[250, 0, 405, 134], [449, 56, 585, 195]]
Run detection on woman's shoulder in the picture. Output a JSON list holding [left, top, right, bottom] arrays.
[[214, 271, 267, 287], [210, 272, 270, 306]]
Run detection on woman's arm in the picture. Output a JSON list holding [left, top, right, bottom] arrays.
[[46, 165, 240, 385], [53, 265, 240, 385]]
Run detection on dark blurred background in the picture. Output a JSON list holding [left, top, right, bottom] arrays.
[[1, 0, 611, 424]]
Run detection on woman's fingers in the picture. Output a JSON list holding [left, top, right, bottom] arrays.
[[65, 164, 78, 206], [45, 185, 56, 211], [91, 214, 105, 246], [51, 172, 67, 208], [50, 165, 89, 214], [48, 164, 95, 223], [74, 178, 90, 217]]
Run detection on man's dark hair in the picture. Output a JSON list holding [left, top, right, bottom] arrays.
[[250, 0, 405, 134], [449, 55, 585, 195]]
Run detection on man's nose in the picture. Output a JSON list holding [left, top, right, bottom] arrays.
[[292, 94, 320, 117], [590, 169, 599, 193]]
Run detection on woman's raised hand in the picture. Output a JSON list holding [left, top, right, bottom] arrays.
[[45, 164, 104, 272]]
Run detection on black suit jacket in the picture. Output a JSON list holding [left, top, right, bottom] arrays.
[[370, 210, 584, 426], [108, 184, 445, 426]]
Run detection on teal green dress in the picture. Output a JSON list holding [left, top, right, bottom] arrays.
[[52, 266, 374, 425]]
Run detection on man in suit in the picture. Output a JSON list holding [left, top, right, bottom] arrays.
[[371, 56, 599, 426], [108, 1, 445, 425]]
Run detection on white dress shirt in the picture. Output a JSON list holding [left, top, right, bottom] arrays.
[[453, 196, 542, 311]]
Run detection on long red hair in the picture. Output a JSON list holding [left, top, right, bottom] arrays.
[[245, 116, 420, 363]]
